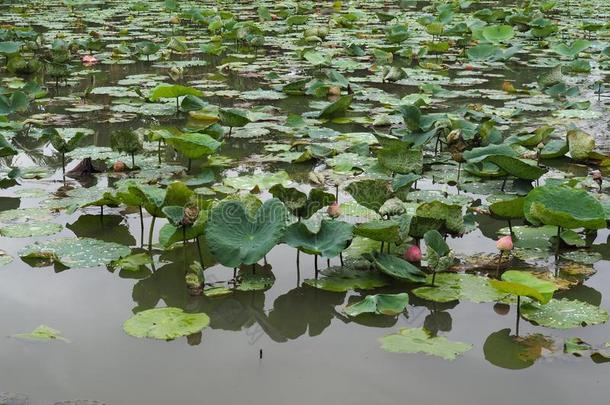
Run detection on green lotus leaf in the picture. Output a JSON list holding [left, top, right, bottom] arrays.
[[353, 219, 401, 242], [498, 225, 557, 250], [12, 325, 69, 342], [559, 229, 586, 247], [564, 337, 592, 356], [490, 196, 525, 219], [424, 229, 450, 256], [366, 251, 427, 283], [378, 144, 423, 174], [270, 184, 334, 219], [481, 25, 514, 42], [165, 132, 221, 159], [521, 298, 608, 329], [483, 155, 546, 180], [490, 270, 557, 304], [567, 128, 595, 161], [318, 95, 353, 119], [283, 219, 353, 258], [205, 198, 287, 267], [110, 253, 153, 272], [304, 267, 388, 292], [149, 84, 202, 101], [523, 185, 605, 229], [344, 293, 409, 317], [560, 250, 602, 265], [463, 144, 517, 163], [224, 171, 290, 191], [123, 307, 210, 340], [413, 273, 508, 303], [345, 179, 393, 212], [380, 327, 472, 360], [467, 43, 499, 61], [219, 108, 251, 128], [19, 237, 131, 268], [416, 201, 464, 235], [551, 39, 591, 59], [0, 222, 62, 238]]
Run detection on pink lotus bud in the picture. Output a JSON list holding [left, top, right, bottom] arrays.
[[496, 235, 513, 252], [82, 55, 98, 66], [591, 170, 602, 181], [327, 201, 341, 218], [403, 245, 422, 262]]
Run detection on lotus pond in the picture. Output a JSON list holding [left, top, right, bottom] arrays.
[[1, 0, 610, 404]]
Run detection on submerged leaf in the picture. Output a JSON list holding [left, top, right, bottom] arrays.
[[380, 327, 472, 360]]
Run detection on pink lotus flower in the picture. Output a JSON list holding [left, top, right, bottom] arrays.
[[327, 201, 340, 218], [403, 245, 422, 262], [82, 55, 98, 66], [496, 235, 513, 252]]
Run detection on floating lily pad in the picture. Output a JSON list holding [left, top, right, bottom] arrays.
[[520, 298, 609, 329], [123, 307, 210, 340], [19, 237, 131, 268], [344, 293, 409, 317], [366, 252, 427, 283], [236, 264, 275, 291], [0, 222, 62, 237], [414, 273, 508, 303], [380, 327, 472, 360], [12, 325, 69, 342]]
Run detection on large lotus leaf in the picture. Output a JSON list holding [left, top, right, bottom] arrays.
[[467, 43, 499, 61], [463, 144, 517, 163], [123, 307, 210, 340], [498, 225, 557, 250], [502, 270, 557, 302], [413, 273, 508, 303], [481, 25, 514, 42], [344, 293, 409, 317], [353, 219, 401, 242], [521, 298, 608, 329], [345, 179, 392, 212], [416, 201, 464, 234], [19, 237, 130, 268], [205, 198, 287, 267], [318, 95, 353, 119], [380, 327, 472, 360], [483, 155, 546, 180], [0, 222, 62, 237], [166, 132, 221, 159], [149, 84, 202, 100], [12, 325, 69, 342], [551, 40, 591, 58], [566, 129, 595, 161], [484, 329, 554, 369], [304, 267, 388, 292], [270, 184, 334, 219], [490, 196, 525, 219], [524, 186, 605, 229], [219, 108, 251, 127], [366, 252, 427, 283], [0, 41, 22, 54], [378, 145, 423, 174], [224, 171, 290, 191], [490, 271, 555, 304], [283, 219, 353, 257]]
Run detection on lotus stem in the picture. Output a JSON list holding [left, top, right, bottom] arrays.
[[195, 236, 204, 269], [61, 152, 66, 183], [314, 254, 319, 279], [496, 251, 503, 277], [335, 184, 339, 201], [515, 295, 521, 337], [252, 263, 256, 275], [456, 161, 461, 186], [100, 205, 104, 219], [431, 270, 437, 286], [139, 206, 144, 247], [158, 140, 162, 165], [501, 177, 507, 192], [131, 153, 135, 169], [326, 258, 330, 268], [339, 253, 344, 267], [555, 226, 561, 261], [380, 241, 384, 252], [148, 216, 156, 250], [508, 219, 513, 237]]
